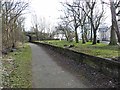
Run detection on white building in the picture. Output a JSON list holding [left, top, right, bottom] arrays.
[[97, 26, 110, 41], [54, 34, 66, 40], [53, 30, 66, 40]]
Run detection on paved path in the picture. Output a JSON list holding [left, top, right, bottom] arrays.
[[30, 43, 87, 88]]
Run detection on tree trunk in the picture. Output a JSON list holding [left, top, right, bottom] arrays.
[[110, 0, 119, 44], [90, 25, 93, 42], [85, 33, 89, 42], [92, 30, 97, 45], [114, 20, 120, 43], [75, 27, 79, 43], [36, 32, 39, 40], [81, 26, 86, 44], [65, 31, 69, 41], [109, 25, 117, 45], [83, 25, 89, 42], [90, 11, 93, 42], [65, 35, 69, 41], [82, 33, 86, 44], [65, 34, 69, 41], [117, 34, 120, 43]]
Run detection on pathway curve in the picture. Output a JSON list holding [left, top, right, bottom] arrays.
[[30, 43, 87, 88]]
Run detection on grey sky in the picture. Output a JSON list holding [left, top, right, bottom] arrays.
[[24, 0, 112, 31]]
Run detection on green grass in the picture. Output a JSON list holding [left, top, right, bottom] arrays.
[[36, 40, 119, 59], [2, 43, 32, 88]]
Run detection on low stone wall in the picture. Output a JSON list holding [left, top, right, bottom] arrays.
[[33, 42, 120, 80]]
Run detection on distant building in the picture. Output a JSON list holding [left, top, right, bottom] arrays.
[[54, 34, 66, 40], [97, 26, 110, 41], [53, 30, 66, 40]]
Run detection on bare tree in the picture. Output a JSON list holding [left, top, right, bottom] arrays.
[[16, 16, 26, 43], [85, 0, 96, 42], [68, 0, 89, 44], [61, 0, 105, 44], [31, 14, 39, 40], [61, 1, 81, 43], [56, 22, 72, 41], [102, 0, 120, 45], [79, 0, 105, 44], [2, 0, 29, 51], [31, 14, 48, 40]]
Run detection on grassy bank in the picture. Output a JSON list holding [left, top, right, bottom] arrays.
[[2, 43, 32, 88], [37, 40, 119, 59]]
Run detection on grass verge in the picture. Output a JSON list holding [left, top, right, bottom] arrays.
[[36, 40, 119, 59], [2, 43, 32, 88]]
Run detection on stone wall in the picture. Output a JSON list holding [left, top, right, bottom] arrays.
[[33, 42, 120, 80]]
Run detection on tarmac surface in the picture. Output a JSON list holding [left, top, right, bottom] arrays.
[[30, 43, 87, 88], [30, 43, 118, 88]]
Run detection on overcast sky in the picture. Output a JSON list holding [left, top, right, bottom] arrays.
[[24, 0, 111, 31], [25, 0, 62, 31]]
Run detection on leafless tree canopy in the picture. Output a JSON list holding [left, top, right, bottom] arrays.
[[59, 0, 105, 44], [2, 0, 29, 52]]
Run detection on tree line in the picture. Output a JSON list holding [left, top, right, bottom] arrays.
[[30, 14, 55, 40], [56, 0, 120, 45], [1, 0, 29, 53]]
